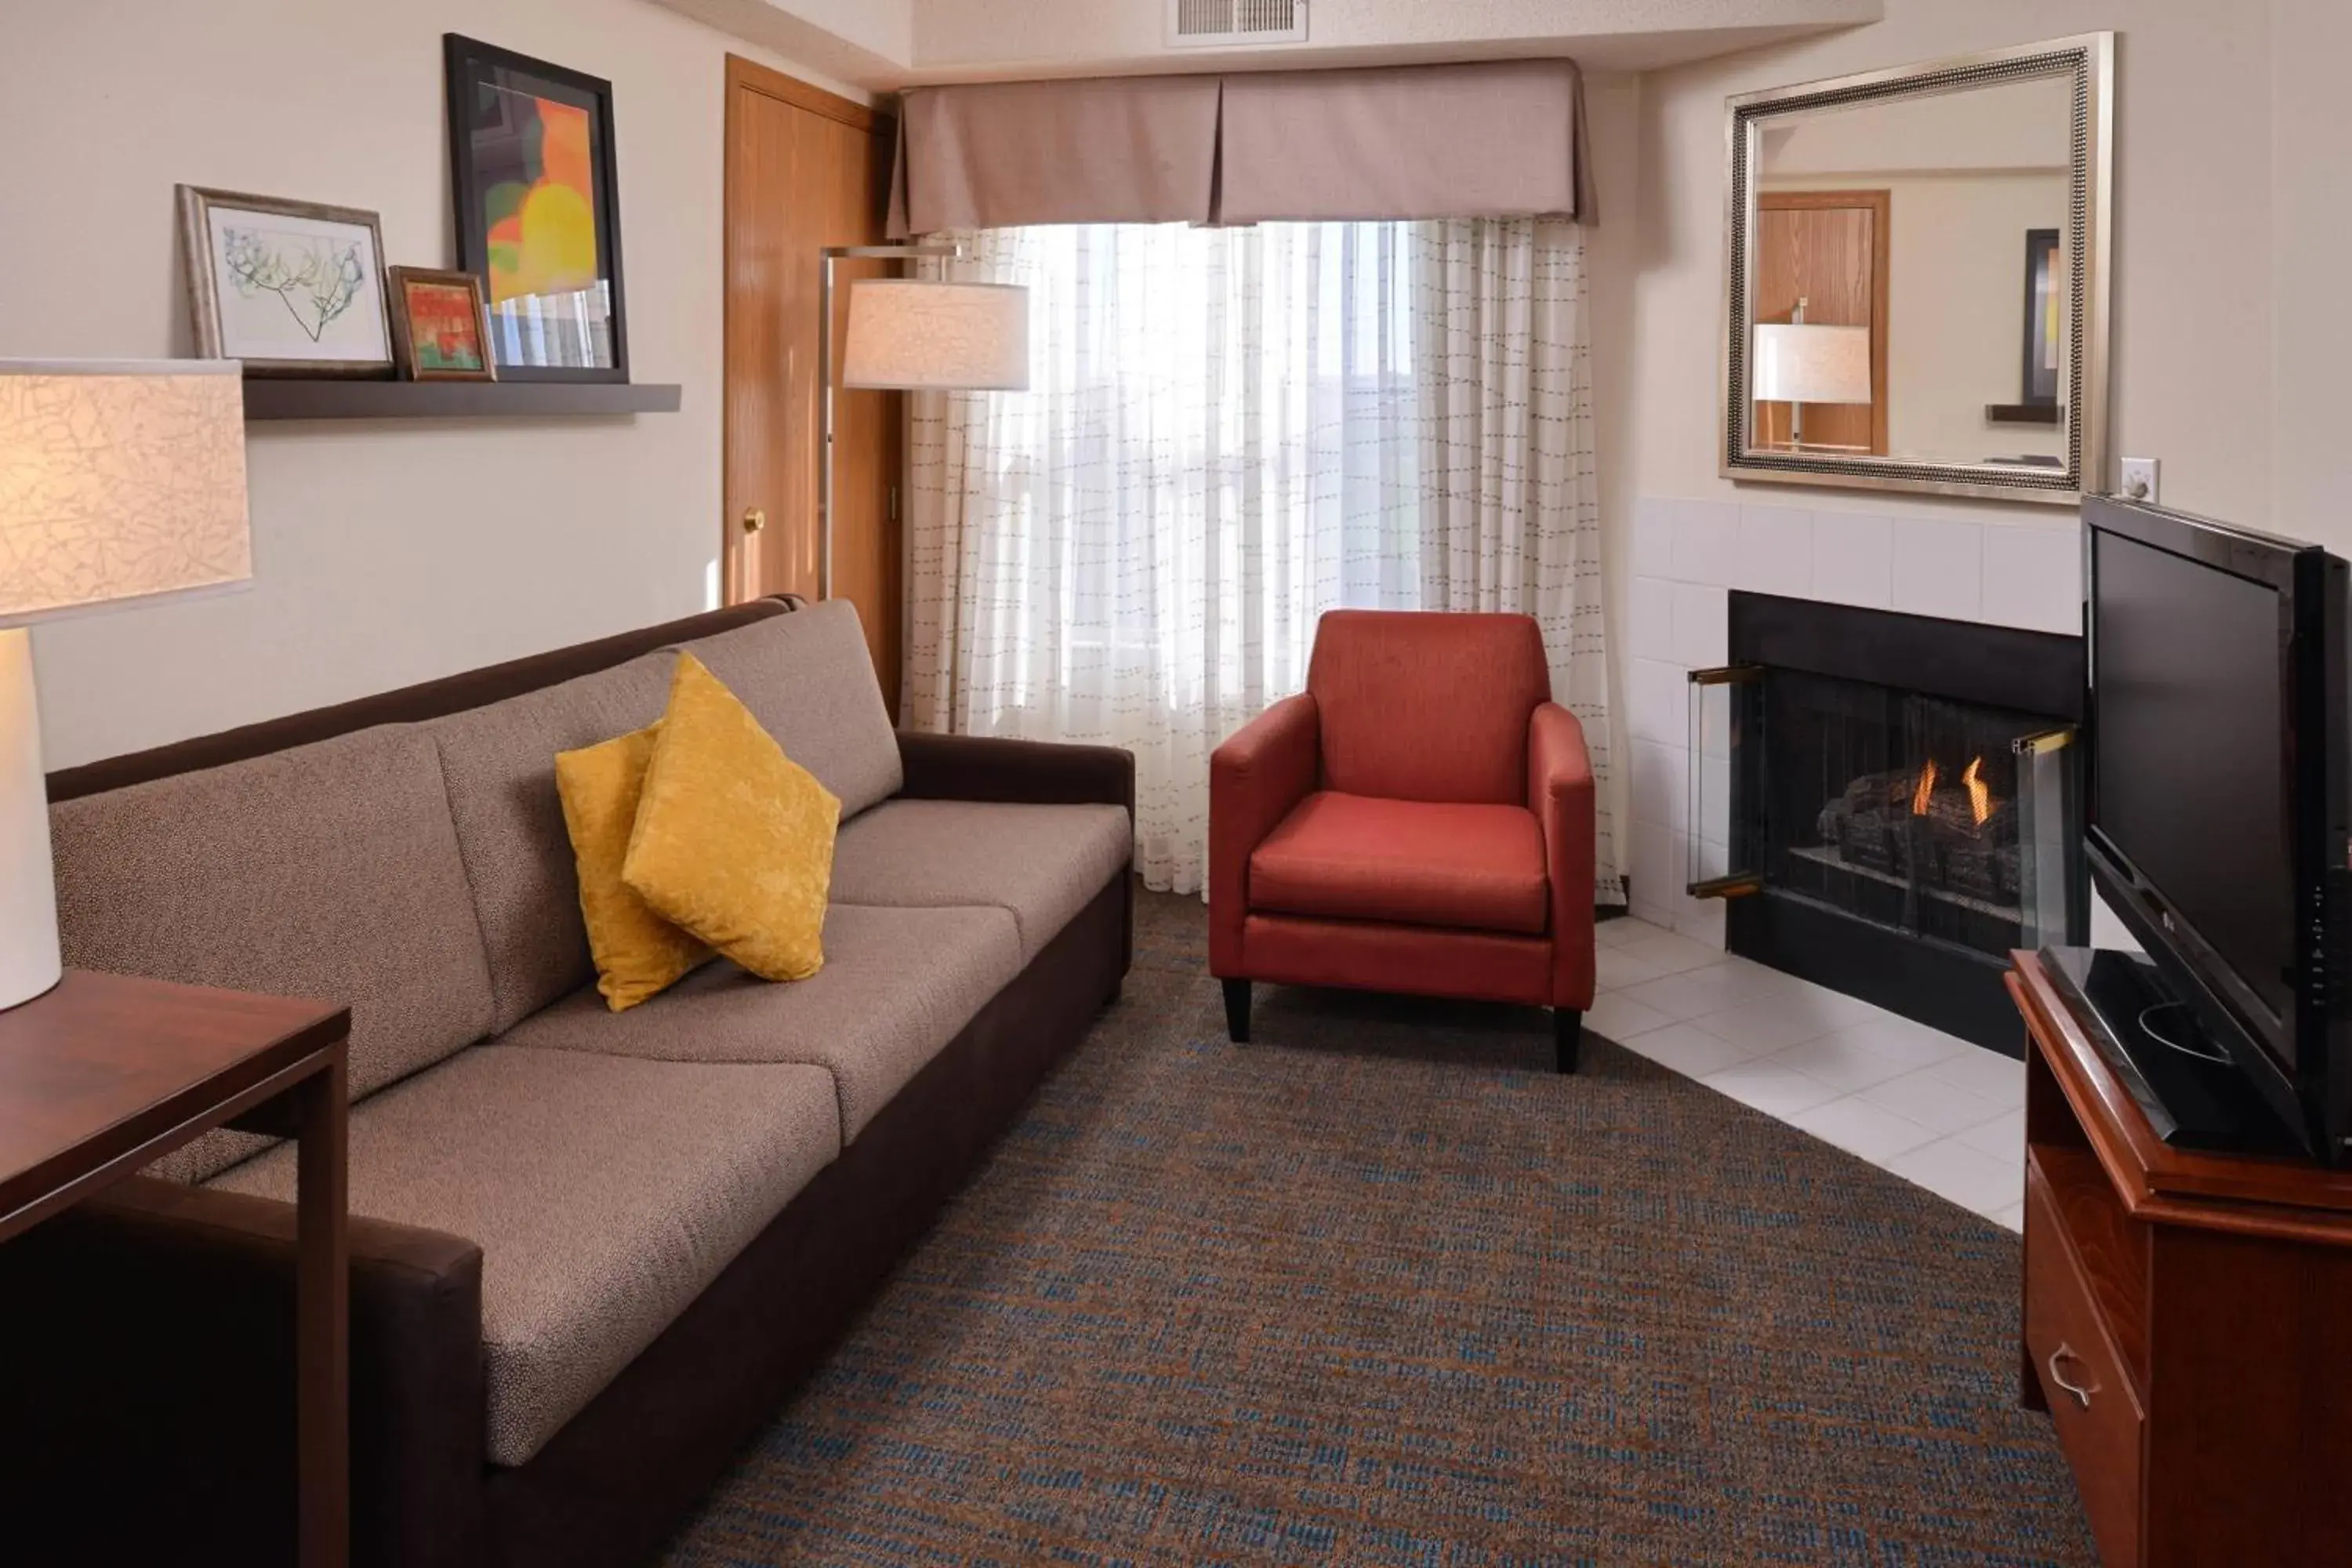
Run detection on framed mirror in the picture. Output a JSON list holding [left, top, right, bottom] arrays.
[[1721, 33, 2114, 505]]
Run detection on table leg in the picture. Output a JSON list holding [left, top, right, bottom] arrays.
[[293, 1050, 349, 1568]]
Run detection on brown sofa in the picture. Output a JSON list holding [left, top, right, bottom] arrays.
[[0, 597, 1134, 1568]]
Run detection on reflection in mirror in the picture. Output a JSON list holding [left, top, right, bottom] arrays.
[[1750, 72, 2073, 466], [1722, 35, 2111, 504]]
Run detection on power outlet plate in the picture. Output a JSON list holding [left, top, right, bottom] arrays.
[[2120, 457, 2161, 505]]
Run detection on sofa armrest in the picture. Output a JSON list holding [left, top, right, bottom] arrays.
[[895, 731, 1136, 815], [1209, 693, 1321, 975], [0, 1176, 486, 1567], [1530, 702, 1598, 1009]]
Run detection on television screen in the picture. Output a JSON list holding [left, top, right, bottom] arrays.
[[2090, 526, 2295, 1046]]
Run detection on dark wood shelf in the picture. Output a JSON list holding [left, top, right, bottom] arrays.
[[243, 379, 681, 422], [1985, 402, 2060, 426]]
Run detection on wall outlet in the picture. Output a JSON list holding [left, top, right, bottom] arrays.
[[2119, 457, 2161, 504]]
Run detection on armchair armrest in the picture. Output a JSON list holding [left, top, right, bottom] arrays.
[[1530, 702, 1598, 1009], [895, 731, 1135, 816], [1209, 693, 1320, 974], [0, 1176, 485, 1566]]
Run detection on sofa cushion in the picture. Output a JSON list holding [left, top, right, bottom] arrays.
[[427, 652, 673, 1032], [828, 800, 1131, 960], [49, 725, 497, 1183], [1249, 790, 1548, 935], [670, 599, 902, 819], [498, 902, 1022, 1139], [208, 1044, 840, 1468]]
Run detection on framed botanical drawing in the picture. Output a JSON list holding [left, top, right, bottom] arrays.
[[387, 267, 497, 381], [443, 34, 630, 383], [177, 186, 394, 377]]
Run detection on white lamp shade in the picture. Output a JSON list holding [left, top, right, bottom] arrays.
[[1751, 323, 1873, 405], [0, 359, 251, 628], [841, 280, 1029, 392]]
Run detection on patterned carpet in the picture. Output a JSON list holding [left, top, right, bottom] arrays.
[[662, 891, 2094, 1566]]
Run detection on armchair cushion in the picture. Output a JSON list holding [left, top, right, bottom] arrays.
[[1248, 792, 1548, 936], [1306, 610, 1551, 804]]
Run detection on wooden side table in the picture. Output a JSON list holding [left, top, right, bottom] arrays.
[[2008, 950, 2352, 1566], [0, 970, 351, 1568]]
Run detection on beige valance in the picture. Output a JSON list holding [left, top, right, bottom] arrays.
[[887, 60, 1594, 237]]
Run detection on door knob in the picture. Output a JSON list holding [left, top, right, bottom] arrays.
[[740, 507, 766, 535]]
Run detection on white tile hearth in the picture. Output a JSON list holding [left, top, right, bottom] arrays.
[[1586, 913, 2029, 1232]]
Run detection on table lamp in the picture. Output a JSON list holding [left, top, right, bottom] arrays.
[[812, 251, 1029, 600], [0, 359, 251, 1009], [1752, 317, 1871, 452]]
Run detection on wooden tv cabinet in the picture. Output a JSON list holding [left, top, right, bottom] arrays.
[[2008, 951, 2352, 1566]]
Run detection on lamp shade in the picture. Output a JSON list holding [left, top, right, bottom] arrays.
[[840, 280, 1029, 391], [1751, 324, 1872, 405], [0, 359, 251, 629]]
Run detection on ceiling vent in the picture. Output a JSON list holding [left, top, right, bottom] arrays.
[[1168, 0, 1308, 48]]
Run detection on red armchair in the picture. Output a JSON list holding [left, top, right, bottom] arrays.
[[1208, 609, 1598, 1071]]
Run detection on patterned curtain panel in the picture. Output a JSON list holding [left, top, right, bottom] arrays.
[[904, 220, 1620, 901]]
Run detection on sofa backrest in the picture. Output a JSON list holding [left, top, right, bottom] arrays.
[[671, 599, 902, 818], [49, 725, 499, 1182], [42, 594, 903, 1094], [45, 597, 797, 804], [427, 652, 676, 1033], [1305, 609, 1551, 806]]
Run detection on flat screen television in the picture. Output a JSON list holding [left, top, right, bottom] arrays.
[[2082, 495, 2352, 1163]]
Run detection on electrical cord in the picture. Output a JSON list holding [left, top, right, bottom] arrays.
[[2138, 1000, 2232, 1065]]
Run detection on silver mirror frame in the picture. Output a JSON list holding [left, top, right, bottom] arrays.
[[1719, 32, 2115, 506]]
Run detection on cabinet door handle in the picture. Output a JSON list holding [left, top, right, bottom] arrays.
[[2046, 1343, 2098, 1409]]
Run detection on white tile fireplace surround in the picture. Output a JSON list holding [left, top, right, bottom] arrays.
[[1621, 496, 2081, 944]]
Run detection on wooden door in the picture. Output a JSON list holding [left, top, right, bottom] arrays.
[[1754, 190, 1890, 456], [724, 56, 901, 714]]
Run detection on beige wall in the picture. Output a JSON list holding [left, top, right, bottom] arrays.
[[1624, 0, 2338, 543], [0, 0, 858, 769]]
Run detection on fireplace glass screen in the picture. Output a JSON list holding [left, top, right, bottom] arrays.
[[1697, 668, 2079, 960]]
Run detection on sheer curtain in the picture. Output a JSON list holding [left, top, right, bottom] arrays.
[[903, 219, 1618, 900]]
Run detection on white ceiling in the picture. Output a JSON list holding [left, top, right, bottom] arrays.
[[661, 0, 1884, 89]]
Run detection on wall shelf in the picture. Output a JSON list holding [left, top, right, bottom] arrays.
[[1984, 402, 2060, 426], [242, 380, 682, 422]]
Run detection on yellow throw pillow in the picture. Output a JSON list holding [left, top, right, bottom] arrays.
[[622, 652, 840, 981], [555, 724, 714, 1011]]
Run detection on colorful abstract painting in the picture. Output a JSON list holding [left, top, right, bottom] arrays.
[[445, 36, 627, 379], [404, 279, 488, 373], [476, 89, 599, 307]]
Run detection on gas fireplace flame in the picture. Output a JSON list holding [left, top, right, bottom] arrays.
[[1908, 755, 1995, 827], [1962, 756, 1991, 827]]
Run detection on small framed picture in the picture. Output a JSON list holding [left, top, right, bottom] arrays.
[[177, 185, 394, 377], [444, 34, 630, 383], [387, 267, 497, 382]]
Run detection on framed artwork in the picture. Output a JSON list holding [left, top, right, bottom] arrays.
[[2020, 227, 2062, 408], [387, 267, 497, 381], [443, 34, 630, 383], [177, 186, 393, 377]]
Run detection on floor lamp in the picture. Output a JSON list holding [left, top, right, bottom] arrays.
[[817, 246, 1029, 600], [0, 359, 252, 1009], [1752, 300, 1871, 453]]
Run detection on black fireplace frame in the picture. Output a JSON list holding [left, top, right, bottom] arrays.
[[1722, 592, 2089, 1056]]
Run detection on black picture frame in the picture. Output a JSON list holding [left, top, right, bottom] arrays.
[[2020, 227, 2060, 408], [442, 34, 630, 383]]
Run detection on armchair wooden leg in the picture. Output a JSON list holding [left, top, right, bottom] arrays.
[[1554, 1009, 1582, 1074], [1222, 978, 1252, 1044]]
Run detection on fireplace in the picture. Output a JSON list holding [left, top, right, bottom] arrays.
[[1690, 593, 2087, 1054]]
